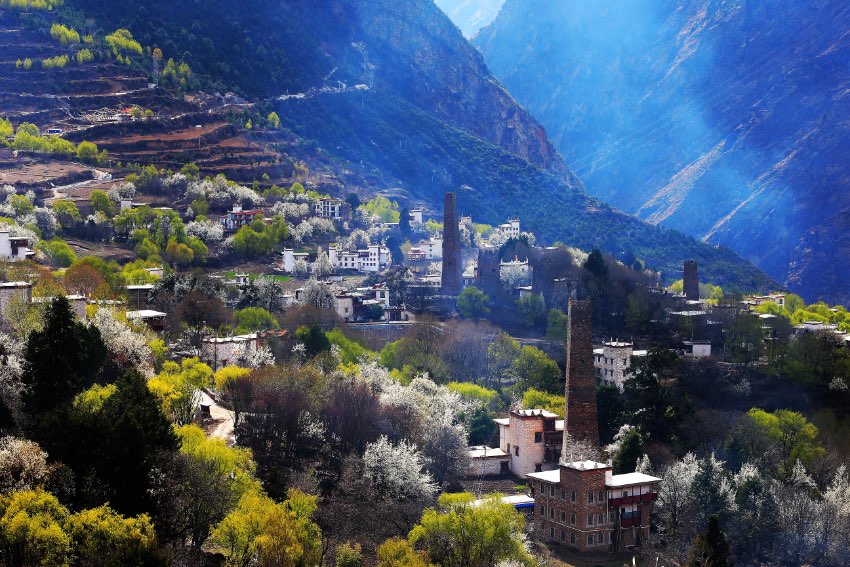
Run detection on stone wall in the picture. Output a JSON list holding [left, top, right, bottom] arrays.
[[684, 259, 699, 301], [441, 192, 463, 295], [563, 299, 599, 450]]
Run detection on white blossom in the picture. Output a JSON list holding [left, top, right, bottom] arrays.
[[0, 436, 50, 492], [363, 436, 436, 499], [232, 344, 275, 369], [186, 219, 224, 243], [92, 308, 153, 375]]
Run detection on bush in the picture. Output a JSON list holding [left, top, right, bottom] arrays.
[[38, 239, 76, 267]]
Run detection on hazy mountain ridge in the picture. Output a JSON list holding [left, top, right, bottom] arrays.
[[475, 0, 850, 302], [434, 0, 505, 38]]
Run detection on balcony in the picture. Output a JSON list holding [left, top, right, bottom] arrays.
[[609, 492, 658, 507], [621, 514, 642, 528]]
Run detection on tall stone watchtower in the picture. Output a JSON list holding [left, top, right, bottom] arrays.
[[683, 259, 699, 301], [563, 299, 599, 453], [441, 192, 463, 295]]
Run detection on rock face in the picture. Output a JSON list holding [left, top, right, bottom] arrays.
[[476, 0, 850, 302], [434, 0, 506, 38], [563, 299, 599, 451]]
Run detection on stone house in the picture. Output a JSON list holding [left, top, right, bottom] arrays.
[[593, 341, 647, 391], [494, 409, 564, 478]]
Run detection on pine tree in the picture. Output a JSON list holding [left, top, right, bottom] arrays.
[[689, 515, 731, 567]]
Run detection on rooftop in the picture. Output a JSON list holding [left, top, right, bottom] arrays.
[[607, 471, 662, 487], [126, 309, 166, 319], [511, 408, 560, 419], [526, 469, 561, 483], [0, 281, 31, 288], [468, 446, 509, 459], [563, 460, 611, 472]]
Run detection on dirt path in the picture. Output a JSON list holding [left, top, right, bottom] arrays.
[[200, 390, 235, 445]]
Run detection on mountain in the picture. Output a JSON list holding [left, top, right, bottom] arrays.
[[475, 0, 850, 303], [434, 0, 505, 38], [6, 0, 775, 289]]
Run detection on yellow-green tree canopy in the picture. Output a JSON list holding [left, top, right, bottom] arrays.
[[211, 489, 322, 567], [521, 388, 564, 417], [377, 537, 435, 567], [408, 493, 535, 567], [148, 357, 212, 425], [746, 408, 825, 477]]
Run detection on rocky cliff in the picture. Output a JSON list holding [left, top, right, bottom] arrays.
[[475, 0, 850, 303]]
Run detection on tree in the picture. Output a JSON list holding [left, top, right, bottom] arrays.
[[510, 345, 561, 394], [301, 278, 335, 310], [21, 297, 106, 416], [295, 325, 331, 358], [521, 388, 564, 416], [422, 417, 469, 487], [64, 262, 109, 298], [89, 189, 113, 217], [266, 112, 281, 129], [487, 332, 521, 388], [612, 426, 645, 473], [408, 493, 535, 567], [148, 358, 213, 425], [312, 250, 334, 278], [233, 307, 279, 333], [335, 542, 362, 567], [623, 347, 681, 441], [38, 239, 76, 267], [546, 308, 568, 340], [517, 293, 546, 328], [363, 436, 436, 500], [65, 505, 161, 566], [151, 425, 260, 549], [624, 293, 649, 334], [52, 200, 82, 232], [745, 408, 825, 478], [457, 287, 489, 321], [173, 290, 231, 348], [0, 488, 71, 567], [377, 538, 435, 567], [164, 238, 194, 267], [0, 436, 51, 493], [688, 515, 731, 567], [210, 489, 322, 567]]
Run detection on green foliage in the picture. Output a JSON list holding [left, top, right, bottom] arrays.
[[38, 239, 77, 267], [360, 195, 400, 223], [0, 488, 70, 567], [65, 504, 161, 566], [105, 29, 142, 57], [0, 0, 63, 9], [52, 199, 81, 231], [233, 307, 278, 334], [510, 346, 561, 394], [688, 515, 732, 567], [520, 388, 564, 417], [21, 296, 107, 415], [76, 48, 94, 64], [295, 325, 331, 358], [8, 194, 33, 216], [516, 293, 546, 328], [335, 542, 363, 567], [545, 308, 568, 341], [0, 117, 12, 141], [745, 408, 825, 477], [267, 112, 281, 129], [148, 358, 213, 425], [326, 328, 371, 364], [457, 286, 489, 320], [41, 55, 69, 68], [447, 382, 498, 408], [211, 489, 322, 567], [408, 493, 534, 567], [89, 189, 114, 217], [623, 347, 682, 442], [161, 58, 193, 91], [377, 538, 435, 567], [231, 216, 287, 259], [612, 427, 645, 474], [214, 366, 251, 391], [75, 141, 100, 162], [49, 23, 79, 45]]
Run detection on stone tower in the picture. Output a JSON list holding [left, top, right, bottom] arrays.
[[563, 299, 599, 454], [441, 192, 463, 295], [683, 259, 699, 301]]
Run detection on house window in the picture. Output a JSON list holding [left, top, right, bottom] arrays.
[[598, 513, 605, 525], [550, 527, 555, 539], [599, 490, 604, 502], [514, 446, 519, 457], [550, 508, 554, 519], [540, 506, 545, 517], [570, 532, 576, 545], [587, 533, 594, 547], [561, 511, 565, 522], [571, 491, 576, 503], [561, 489, 566, 500], [587, 514, 593, 527], [535, 463, 542, 473], [587, 491, 594, 503], [622, 490, 629, 498], [561, 530, 565, 542], [534, 432, 542, 443], [570, 513, 576, 525], [550, 485, 555, 497]]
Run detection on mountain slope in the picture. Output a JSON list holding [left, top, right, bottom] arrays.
[[434, 0, 505, 38], [8, 0, 776, 289], [476, 0, 850, 302]]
